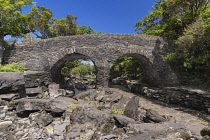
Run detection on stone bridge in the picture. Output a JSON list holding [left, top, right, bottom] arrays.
[[3, 34, 178, 88]]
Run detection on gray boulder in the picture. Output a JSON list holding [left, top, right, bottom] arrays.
[[124, 96, 140, 121], [24, 71, 51, 88], [29, 111, 54, 127], [144, 109, 167, 123], [0, 72, 25, 97], [113, 114, 135, 127]]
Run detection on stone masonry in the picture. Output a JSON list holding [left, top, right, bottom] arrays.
[[3, 34, 179, 88]]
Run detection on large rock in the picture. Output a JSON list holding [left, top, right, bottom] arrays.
[[29, 111, 54, 127], [48, 83, 61, 98], [124, 96, 140, 121], [113, 114, 135, 127], [15, 97, 78, 116], [0, 94, 19, 101], [144, 109, 167, 123], [0, 121, 12, 128], [23, 71, 51, 88], [0, 72, 25, 97], [25, 87, 43, 97], [16, 99, 51, 115]]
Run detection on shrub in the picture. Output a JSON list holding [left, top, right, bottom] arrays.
[[0, 63, 25, 72]]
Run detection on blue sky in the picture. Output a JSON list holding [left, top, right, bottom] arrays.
[[23, 0, 158, 34], [21, 0, 159, 65]]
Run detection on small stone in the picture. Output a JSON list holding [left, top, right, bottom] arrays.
[[0, 121, 12, 128], [53, 121, 69, 135], [44, 125, 54, 136], [25, 87, 42, 97], [201, 135, 210, 140], [201, 127, 210, 137], [0, 113, 6, 120], [0, 94, 19, 101], [30, 111, 54, 127], [101, 134, 118, 140]]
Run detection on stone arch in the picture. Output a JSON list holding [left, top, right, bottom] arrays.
[[109, 53, 160, 86], [51, 53, 98, 88], [5, 34, 179, 88]]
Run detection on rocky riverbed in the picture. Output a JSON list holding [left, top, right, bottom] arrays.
[[0, 88, 210, 140]]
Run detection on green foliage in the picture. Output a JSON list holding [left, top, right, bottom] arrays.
[[0, 0, 34, 36], [93, 104, 99, 109], [84, 97, 90, 101], [136, 0, 210, 88], [61, 59, 96, 78], [111, 107, 125, 115], [95, 90, 100, 93], [26, 6, 56, 39], [26, 6, 101, 39], [110, 56, 142, 81], [67, 103, 77, 107], [111, 109, 119, 114], [77, 26, 102, 35], [0, 63, 25, 72], [61, 60, 82, 76], [135, 0, 209, 40], [53, 14, 78, 36], [21, 33, 35, 42]]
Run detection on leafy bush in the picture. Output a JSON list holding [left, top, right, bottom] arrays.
[[0, 63, 25, 72]]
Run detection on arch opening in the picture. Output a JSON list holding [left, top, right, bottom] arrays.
[[51, 53, 97, 94], [109, 53, 159, 89]]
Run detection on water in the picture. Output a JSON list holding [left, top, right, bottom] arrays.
[[74, 88, 92, 94]]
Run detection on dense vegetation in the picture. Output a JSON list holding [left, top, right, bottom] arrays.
[[135, 0, 210, 88], [0, 0, 101, 51], [0, 0, 101, 72], [109, 56, 142, 81], [0, 63, 25, 72], [61, 60, 96, 78]]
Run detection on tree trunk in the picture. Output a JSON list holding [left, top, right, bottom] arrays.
[[0, 33, 4, 64]]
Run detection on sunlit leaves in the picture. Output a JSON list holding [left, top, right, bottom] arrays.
[[0, 0, 34, 35], [110, 56, 142, 81]]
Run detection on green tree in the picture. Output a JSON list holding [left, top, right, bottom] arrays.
[[27, 6, 100, 39], [53, 14, 78, 36], [0, 0, 34, 63], [135, 0, 209, 40], [61, 59, 82, 76], [136, 0, 210, 87], [110, 56, 142, 81], [77, 26, 102, 35], [26, 6, 55, 39], [21, 33, 35, 42]]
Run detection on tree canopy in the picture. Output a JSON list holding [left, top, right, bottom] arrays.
[[26, 6, 100, 39], [135, 0, 210, 88], [61, 59, 96, 78], [0, 0, 34, 63], [109, 56, 142, 81], [0, 1, 101, 64]]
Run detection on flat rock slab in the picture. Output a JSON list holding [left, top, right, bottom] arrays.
[[0, 94, 19, 101], [15, 97, 77, 114], [0, 72, 25, 94]]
